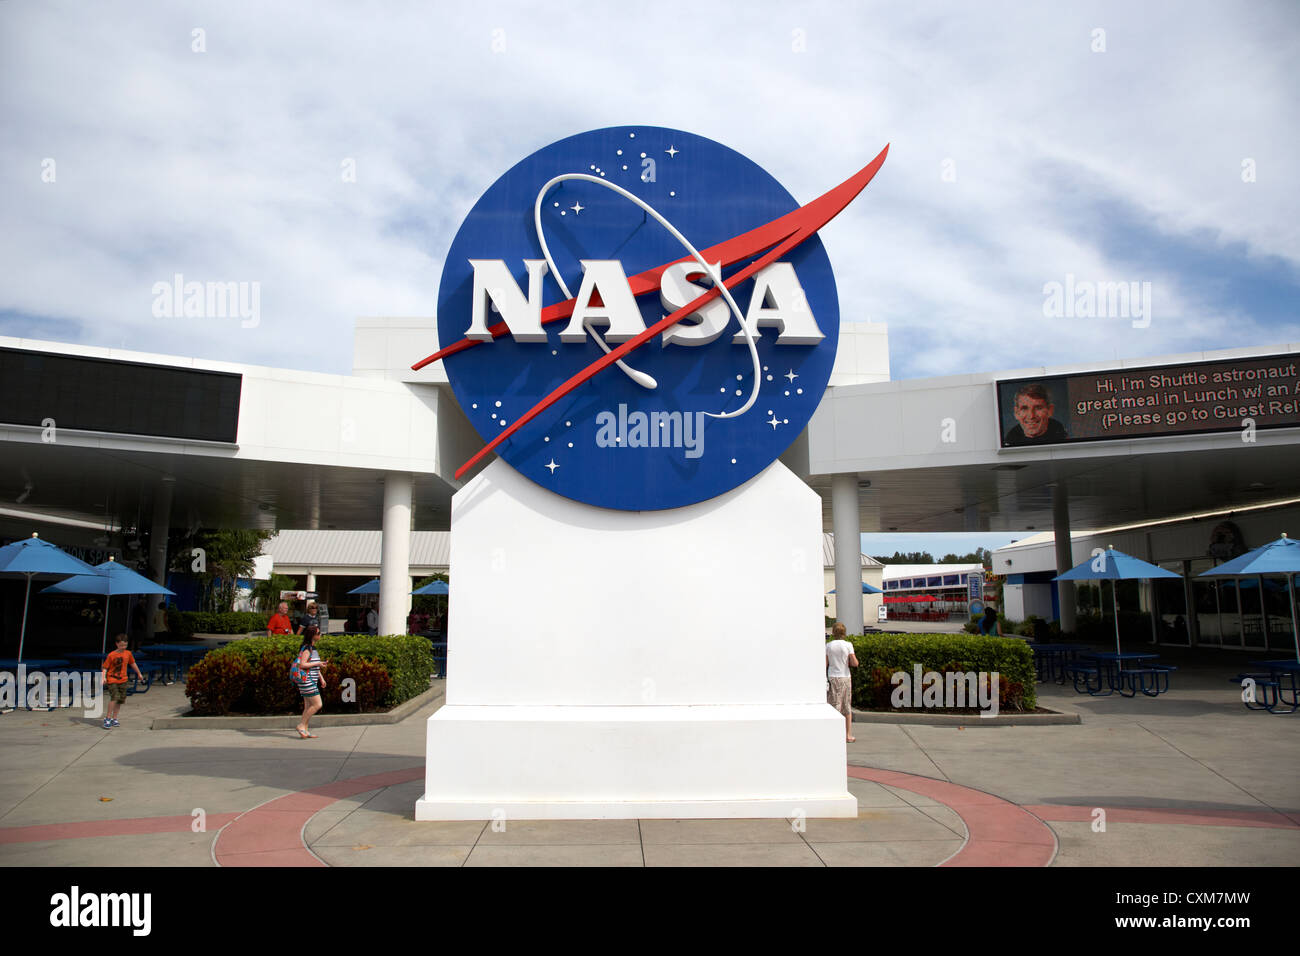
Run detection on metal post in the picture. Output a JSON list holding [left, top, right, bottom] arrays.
[[1289, 572, 1299, 663], [1052, 480, 1076, 633], [1181, 559, 1198, 647], [149, 476, 175, 585], [17, 573, 32, 664], [830, 474, 863, 636]]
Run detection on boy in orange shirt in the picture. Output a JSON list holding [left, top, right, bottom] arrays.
[[101, 634, 144, 729]]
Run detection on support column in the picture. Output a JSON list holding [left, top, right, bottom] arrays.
[[148, 476, 175, 585], [831, 474, 863, 636], [1180, 560, 1197, 645], [1052, 480, 1077, 634], [380, 472, 413, 636]]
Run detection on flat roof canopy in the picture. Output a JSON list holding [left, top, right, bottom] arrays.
[[806, 343, 1300, 533], [810, 440, 1300, 533], [4, 337, 1297, 542], [0, 440, 458, 542]]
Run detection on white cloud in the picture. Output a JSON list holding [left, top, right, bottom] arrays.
[[1, 0, 1295, 376]]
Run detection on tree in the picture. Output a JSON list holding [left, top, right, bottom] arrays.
[[251, 573, 298, 612], [178, 529, 275, 613], [872, 551, 936, 565]]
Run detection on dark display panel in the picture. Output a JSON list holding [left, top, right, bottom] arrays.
[[997, 354, 1300, 448], [0, 348, 241, 443]]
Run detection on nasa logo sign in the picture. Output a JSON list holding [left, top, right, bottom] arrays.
[[416, 126, 887, 511]]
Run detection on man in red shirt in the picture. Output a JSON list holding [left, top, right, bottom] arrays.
[[101, 634, 144, 729], [267, 601, 293, 638]]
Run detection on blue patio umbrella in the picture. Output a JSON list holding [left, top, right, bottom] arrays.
[[828, 582, 884, 595], [1198, 534, 1300, 662], [0, 533, 97, 663], [410, 579, 449, 634], [1054, 545, 1182, 658], [347, 579, 381, 595], [411, 580, 449, 596], [42, 557, 175, 654]]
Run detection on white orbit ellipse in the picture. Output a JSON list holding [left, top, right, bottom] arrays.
[[532, 173, 763, 420]]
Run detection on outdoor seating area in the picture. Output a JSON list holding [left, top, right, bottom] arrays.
[[1062, 652, 1177, 698], [1028, 642, 1079, 682], [1031, 643, 1178, 698], [885, 610, 954, 623], [1233, 659, 1300, 714], [1036, 535, 1300, 706]]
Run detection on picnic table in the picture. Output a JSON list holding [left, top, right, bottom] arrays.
[[0, 657, 70, 671], [141, 643, 207, 678], [1233, 660, 1300, 714], [0, 658, 71, 710], [1029, 643, 1080, 683], [62, 651, 108, 669], [1067, 652, 1176, 697]]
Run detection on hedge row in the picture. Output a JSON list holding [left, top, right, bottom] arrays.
[[167, 610, 271, 637], [184, 634, 434, 715], [963, 613, 1060, 640], [845, 632, 1037, 712]]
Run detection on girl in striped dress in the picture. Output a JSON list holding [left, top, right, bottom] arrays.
[[293, 626, 327, 738]]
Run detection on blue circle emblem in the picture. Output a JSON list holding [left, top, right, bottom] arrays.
[[436, 126, 841, 511]]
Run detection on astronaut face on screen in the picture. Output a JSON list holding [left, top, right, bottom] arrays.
[[1005, 384, 1069, 445]]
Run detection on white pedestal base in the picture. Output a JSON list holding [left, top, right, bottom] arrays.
[[415, 704, 856, 820], [417, 459, 855, 820]]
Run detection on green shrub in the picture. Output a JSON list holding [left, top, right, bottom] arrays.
[[183, 633, 433, 715], [846, 632, 1037, 712], [313, 634, 433, 704], [964, 611, 1021, 635], [319, 656, 393, 712], [185, 653, 253, 715], [249, 648, 300, 713], [168, 611, 270, 636], [166, 606, 194, 639]]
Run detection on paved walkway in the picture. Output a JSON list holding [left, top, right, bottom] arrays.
[[0, 658, 1297, 866]]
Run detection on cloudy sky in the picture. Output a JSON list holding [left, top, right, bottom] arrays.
[[3, 0, 1296, 387]]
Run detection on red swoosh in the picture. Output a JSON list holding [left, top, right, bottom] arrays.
[[419, 144, 889, 479]]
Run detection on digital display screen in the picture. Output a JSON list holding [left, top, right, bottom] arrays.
[[997, 353, 1300, 448], [0, 347, 241, 443]]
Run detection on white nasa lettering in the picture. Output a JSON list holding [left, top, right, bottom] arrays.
[[559, 260, 646, 343], [660, 261, 730, 347], [465, 259, 550, 342], [731, 263, 824, 345], [464, 258, 824, 346]]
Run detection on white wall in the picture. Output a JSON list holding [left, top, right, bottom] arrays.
[[352, 317, 449, 384], [1023, 584, 1056, 621], [828, 322, 890, 387], [823, 565, 884, 627], [0, 334, 448, 479], [1002, 584, 1025, 621]]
